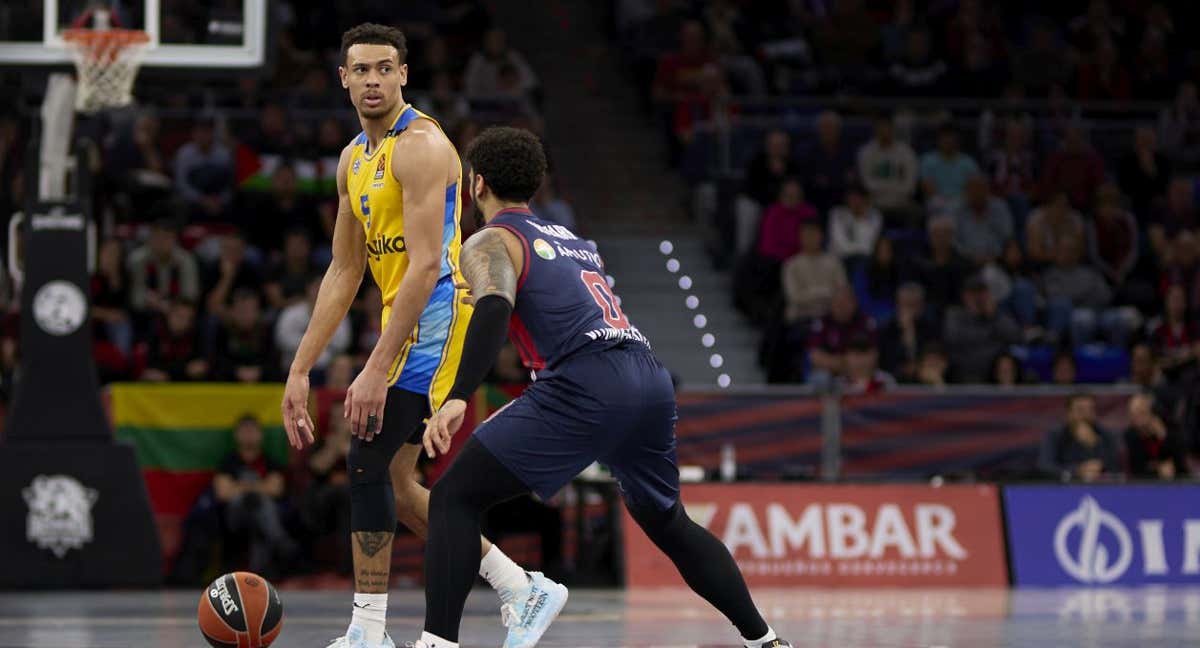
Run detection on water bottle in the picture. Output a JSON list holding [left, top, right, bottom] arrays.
[[720, 442, 737, 482]]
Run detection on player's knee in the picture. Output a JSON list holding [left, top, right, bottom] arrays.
[[628, 497, 685, 538], [348, 437, 393, 486]]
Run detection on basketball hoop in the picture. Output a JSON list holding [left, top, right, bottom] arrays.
[[62, 12, 149, 113]]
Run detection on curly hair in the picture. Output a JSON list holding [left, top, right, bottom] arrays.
[[340, 23, 407, 64], [465, 127, 547, 203]]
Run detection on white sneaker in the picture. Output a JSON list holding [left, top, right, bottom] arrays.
[[325, 625, 396, 648], [499, 571, 569, 648]]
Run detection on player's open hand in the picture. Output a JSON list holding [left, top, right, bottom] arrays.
[[282, 371, 316, 450], [423, 398, 467, 458], [345, 366, 388, 442]]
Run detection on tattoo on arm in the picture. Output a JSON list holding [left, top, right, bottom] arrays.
[[354, 531, 392, 558], [461, 229, 517, 305]]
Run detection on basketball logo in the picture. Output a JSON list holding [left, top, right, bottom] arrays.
[[375, 154, 387, 180]]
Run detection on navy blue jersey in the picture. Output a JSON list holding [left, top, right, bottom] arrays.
[[485, 208, 650, 370]]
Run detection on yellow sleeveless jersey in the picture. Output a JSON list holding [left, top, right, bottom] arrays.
[[346, 105, 471, 409]]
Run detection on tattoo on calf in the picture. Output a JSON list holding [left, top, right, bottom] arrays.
[[354, 531, 392, 558]]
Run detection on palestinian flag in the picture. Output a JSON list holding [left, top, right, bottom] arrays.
[[110, 383, 291, 516]]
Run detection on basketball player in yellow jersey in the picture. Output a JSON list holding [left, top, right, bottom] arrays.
[[279, 24, 558, 648]]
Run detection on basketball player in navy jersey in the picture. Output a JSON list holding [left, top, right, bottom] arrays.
[[409, 127, 792, 648]]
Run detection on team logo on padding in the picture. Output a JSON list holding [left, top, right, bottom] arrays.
[[533, 238, 556, 260], [23, 475, 98, 558]]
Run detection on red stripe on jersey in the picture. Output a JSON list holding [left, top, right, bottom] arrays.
[[509, 312, 545, 370]]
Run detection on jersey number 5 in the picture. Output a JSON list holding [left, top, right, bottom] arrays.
[[580, 270, 630, 330]]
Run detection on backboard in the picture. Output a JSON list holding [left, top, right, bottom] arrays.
[[0, 0, 267, 68]]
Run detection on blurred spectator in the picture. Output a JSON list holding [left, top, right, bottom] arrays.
[[985, 117, 1037, 220], [245, 103, 300, 157], [1075, 36, 1131, 101], [915, 343, 949, 388], [351, 286, 384, 364], [91, 239, 133, 357], [276, 276, 352, 376], [1150, 283, 1198, 371], [1025, 192, 1084, 266], [1162, 232, 1199, 300], [857, 113, 919, 225], [301, 409, 352, 574], [805, 286, 877, 386], [952, 175, 1013, 267], [324, 354, 355, 391], [991, 352, 1022, 387], [1037, 124, 1106, 212], [213, 415, 298, 578], [828, 182, 882, 262], [211, 289, 277, 383], [0, 114, 23, 219], [1037, 394, 1120, 482], [736, 130, 797, 257], [1128, 342, 1164, 389], [204, 231, 263, 322], [1148, 177, 1198, 261], [494, 63, 546, 133], [841, 336, 894, 394], [797, 111, 855, 215], [415, 72, 471, 134], [985, 239, 1040, 334], [104, 112, 170, 212], [174, 118, 234, 221], [264, 228, 318, 310], [863, 237, 900, 311], [781, 222, 847, 324], [1013, 22, 1073, 95], [759, 178, 817, 263], [1041, 237, 1130, 347], [1117, 126, 1171, 220], [943, 276, 1020, 383], [912, 216, 970, 316], [531, 174, 577, 230], [127, 217, 200, 318], [920, 125, 980, 212], [889, 28, 948, 96], [249, 164, 325, 254], [1088, 183, 1154, 313], [878, 282, 939, 383], [464, 28, 539, 98], [1052, 352, 1077, 385], [1125, 392, 1190, 480], [1159, 81, 1200, 169], [142, 300, 209, 382]]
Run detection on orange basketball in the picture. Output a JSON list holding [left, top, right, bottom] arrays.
[[198, 572, 284, 648]]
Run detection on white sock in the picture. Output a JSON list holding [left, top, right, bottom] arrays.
[[744, 627, 777, 648], [351, 592, 388, 645], [419, 630, 459, 647], [479, 545, 529, 602]]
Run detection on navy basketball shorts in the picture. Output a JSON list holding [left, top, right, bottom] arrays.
[[473, 346, 680, 512]]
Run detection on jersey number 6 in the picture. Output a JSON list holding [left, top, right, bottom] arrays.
[[580, 270, 630, 330]]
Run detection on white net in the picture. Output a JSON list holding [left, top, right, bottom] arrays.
[[62, 28, 150, 113]]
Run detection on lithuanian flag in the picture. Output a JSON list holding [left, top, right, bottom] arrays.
[[110, 383, 291, 516]]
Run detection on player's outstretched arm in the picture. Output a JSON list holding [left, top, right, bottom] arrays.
[[344, 126, 451, 440], [283, 145, 365, 449], [423, 227, 523, 458]]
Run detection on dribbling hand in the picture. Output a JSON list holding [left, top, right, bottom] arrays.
[[282, 371, 316, 449], [423, 398, 467, 458]]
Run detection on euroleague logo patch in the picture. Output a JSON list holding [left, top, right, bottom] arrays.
[[533, 238, 556, 260]]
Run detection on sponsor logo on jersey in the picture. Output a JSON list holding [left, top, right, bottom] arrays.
[[366, 234, 406, 261], [375, 154, 387, 180], [533, 238, 556, 260], [352, 158, 362, 175]]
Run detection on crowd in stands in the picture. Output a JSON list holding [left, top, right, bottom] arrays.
[[613, 1, 1200, 394]]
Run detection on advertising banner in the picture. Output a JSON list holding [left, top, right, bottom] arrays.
[[623, 483, 1007, 587], [1005, 485, 1200, 586]]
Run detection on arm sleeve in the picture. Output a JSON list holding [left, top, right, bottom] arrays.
[[446, 294, 513, 402]]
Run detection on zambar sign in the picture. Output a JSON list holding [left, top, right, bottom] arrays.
[[623, 484, 1007, 587]]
